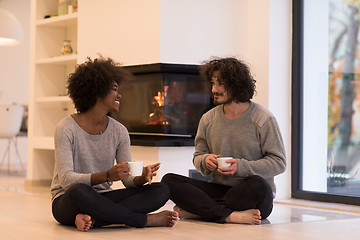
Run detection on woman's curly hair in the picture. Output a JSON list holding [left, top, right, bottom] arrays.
[[199, 57, 256, 103], [67, 56, 133, 113]]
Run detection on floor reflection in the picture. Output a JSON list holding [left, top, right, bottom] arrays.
[[266, 203, 360, 225], [1, 168, 360, 226]]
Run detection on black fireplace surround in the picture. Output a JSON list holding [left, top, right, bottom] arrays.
[[109, 63, 214, 146]]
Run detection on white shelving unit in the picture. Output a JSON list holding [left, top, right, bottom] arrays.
[[27, 0, 78, 185]]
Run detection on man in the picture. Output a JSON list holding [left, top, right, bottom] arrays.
[[161, 57, 286, 225]]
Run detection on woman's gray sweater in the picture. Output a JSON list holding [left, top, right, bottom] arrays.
[[50, 116, 135, 201]]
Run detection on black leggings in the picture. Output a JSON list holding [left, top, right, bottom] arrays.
[[52, 182, 170, 228], [161, 173, 273, 223]]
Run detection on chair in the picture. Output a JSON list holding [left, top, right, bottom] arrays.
[[0, 104, 25, 173]]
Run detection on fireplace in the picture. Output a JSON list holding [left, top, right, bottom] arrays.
[[109, 63, 213, 146]]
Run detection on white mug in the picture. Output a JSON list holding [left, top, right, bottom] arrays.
[[128, 161, 144, 176], [217, 157, 232, 167]]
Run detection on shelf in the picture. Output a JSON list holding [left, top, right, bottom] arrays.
[[36, 13, 78, 28], [36, 54, 77, 65], [35, 96, 71, 103], [28, 0, 78, 182]]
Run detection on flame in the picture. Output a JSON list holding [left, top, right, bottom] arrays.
[[153, 91, 164, 107], [147, 87, 171, 125]]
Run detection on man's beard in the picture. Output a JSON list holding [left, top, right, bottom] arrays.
[[213, 94, 234, 105]]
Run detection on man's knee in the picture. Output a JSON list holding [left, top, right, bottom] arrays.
[[246, 175, 271, 191], [161, 173, 181, 184], [246, 175, 265, 182]]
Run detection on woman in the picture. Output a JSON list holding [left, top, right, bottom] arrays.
[[51, 57, 178, 231]]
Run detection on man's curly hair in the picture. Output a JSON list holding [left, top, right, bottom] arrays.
[[199, 57, 256, 103], [67, 56, 133, 113]]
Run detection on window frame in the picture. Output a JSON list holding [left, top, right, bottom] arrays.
[[291, 0, 360, 205]]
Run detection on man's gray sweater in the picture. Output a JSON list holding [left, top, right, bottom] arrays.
[[193, 101, 286, 196]]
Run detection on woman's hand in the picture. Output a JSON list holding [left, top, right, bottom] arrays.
[[134, 162, 160, 186], [90, 162, 129, 186], [217, 158, 238, 176], [205, 154, 220, 171], [108, 162, 130, 181], [143, 162, 160, 184]]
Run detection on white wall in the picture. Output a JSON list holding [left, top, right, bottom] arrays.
[[158, 0, 270, 108], [0, 0, 30, 167], [78, 0, 161, 64], [0, 0, 30, 106], [269, 0, 292, 199], [159, 0, 245, 64]]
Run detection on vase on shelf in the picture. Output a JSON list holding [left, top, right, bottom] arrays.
[[58, 0, 70, 16], [61, 40, 73, 55]]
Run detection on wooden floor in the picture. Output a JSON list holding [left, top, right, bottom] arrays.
[[1, 170, 360, 240]]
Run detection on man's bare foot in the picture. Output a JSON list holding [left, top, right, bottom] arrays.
[[225, 209, 262, 225], [146, 210, 179, 227], [173, 205, 201, 220], [75, 214, 92, 232]]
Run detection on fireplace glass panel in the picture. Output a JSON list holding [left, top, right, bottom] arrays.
[[110, 70, 212, 138]]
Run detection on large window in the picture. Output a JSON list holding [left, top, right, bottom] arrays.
[[292, 0, 360, 205]]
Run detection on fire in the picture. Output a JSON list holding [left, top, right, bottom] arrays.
[[147, 87, 169, 125], [153, 91, 165, 107]]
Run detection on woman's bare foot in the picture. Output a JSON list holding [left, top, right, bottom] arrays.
[[75, 214, 92, 231], [173, 205, 201, 220], [225, 209, 262, 225], [146, 210, 179, 227]]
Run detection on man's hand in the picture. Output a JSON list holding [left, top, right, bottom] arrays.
[[205, 154, 220, 171], [217, 158, 238, 175]]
